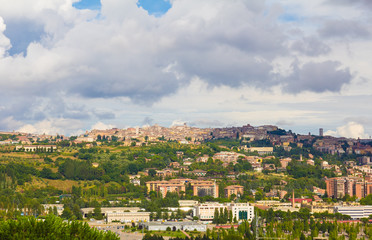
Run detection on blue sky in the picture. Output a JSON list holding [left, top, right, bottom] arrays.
[[73, 0, 101, 10], [73, 0, 172, 16], [137, 0, 172, 16]]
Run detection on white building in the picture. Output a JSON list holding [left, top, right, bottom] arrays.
[[194, 202, 254, 222], [42, 204, 64, 216], [334, 205, 372, 219], [140, 221, 206, 232], [230, 203, 254, 222], [81, 207, 143, 221], [179, 200, 199, 207]]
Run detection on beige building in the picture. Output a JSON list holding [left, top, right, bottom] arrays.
[[106, 212, 150, 223], [224, 185, 244, 199], [146, 180, 186, 198], [246, 147, 274, 155], [146, 179, 218, 198], [81, 207, 140, 219], [191, 180, 219, 198]]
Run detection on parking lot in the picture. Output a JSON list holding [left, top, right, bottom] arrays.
[[88, 223, 146, 240]]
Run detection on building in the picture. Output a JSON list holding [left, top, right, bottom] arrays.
[[191, 180, 219, 198], [42, 204, 64, 216], [80, 207, 140, 219], [106, 212, 150, 223], [213, 151, 246, 166], [16, 145, 57, 152], [179, 200, 199, 207], [325, 177, 372, 199], [246, 147, 274, 155], [190, 169, 207, 177], [146, 179, 218, 198], [140, 221, 206, 232], [156, 169, 178, 177], [224, 185, 244, 199], [146, 180, 186, 198], [319, 128, 323, 137], [194, 202, 254, 222], [334, 205, 372, 219]]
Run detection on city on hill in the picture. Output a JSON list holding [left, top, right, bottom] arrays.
[[0, 123, 372, 239]]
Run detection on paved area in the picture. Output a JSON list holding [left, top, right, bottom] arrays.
[[88, 222, 145, 240]]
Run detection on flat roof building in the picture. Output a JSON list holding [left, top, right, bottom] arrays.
[[334, 205, 372, 219]]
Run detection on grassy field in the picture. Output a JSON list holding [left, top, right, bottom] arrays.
[[19, 177, 82, 192]]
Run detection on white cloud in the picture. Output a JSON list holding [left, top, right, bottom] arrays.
[[91, 121, 115, 130], [0, 17, 11, 57], [325, 122, 370, 139], [16, 118, 84, 135]]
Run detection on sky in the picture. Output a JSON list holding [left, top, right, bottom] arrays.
[[0, 0, 371, 138]]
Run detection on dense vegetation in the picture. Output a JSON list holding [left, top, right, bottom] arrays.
[[0, 214, 119, 239]]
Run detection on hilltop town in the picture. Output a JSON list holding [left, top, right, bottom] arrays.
[[1, 123, 372, 239]]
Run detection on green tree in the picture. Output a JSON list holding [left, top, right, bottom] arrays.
[[93, 206, 103, 220]]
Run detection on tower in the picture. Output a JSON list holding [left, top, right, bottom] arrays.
[[319, 128, 323, 137]]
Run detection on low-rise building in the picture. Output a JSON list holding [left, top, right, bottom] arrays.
[[42, 204, 64, 216], [334, 205, 372, 219], [81, 207, 140, 219], [106, 212, 150, 223], [194, 202, 254, 222], [140, 221, 206, 232]]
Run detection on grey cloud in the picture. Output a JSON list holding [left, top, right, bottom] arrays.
[[276, 120, 295, 126], [142, 117, 154, 126], [319, 19, 370, 39], [327, 0, 372, 9], [344, 117, 372, 125], [94, 111, 116, 120], [291, 37, 331, 56], [3, 19, 44, 56], [283, 61, 352, 93]]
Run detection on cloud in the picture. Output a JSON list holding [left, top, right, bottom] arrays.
[[188, 119, 224, 127], [91, 121, 115, 130], [0, 0, 369, 135], [319, 19, 370, 39], [16, 118, 84, 135], [3, 19, 45, 56], [93, 110, 116, 120], [291, 37, 331, 56], [325, 122, 369, 139], [283, 60, 353, 93], [0, 17, 11, 57], [327, 0, 372, 9], [142, 117, 154, 126], [276, 120, 294, 126]]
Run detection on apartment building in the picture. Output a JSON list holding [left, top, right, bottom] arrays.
[[325, 177, 372, 199], [190, 180, 219, 198], [146, 180, 186, 197], [224, 185, 244, 198], [146, 179, 218, 198]]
